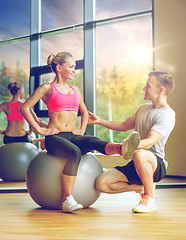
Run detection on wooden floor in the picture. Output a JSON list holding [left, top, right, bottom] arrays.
[[0, 180, 186, 240]]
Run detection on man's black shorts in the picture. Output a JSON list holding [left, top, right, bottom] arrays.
[[115, 154, 166, 185]]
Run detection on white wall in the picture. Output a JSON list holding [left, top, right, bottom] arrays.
[[154, 0, 186, 176]]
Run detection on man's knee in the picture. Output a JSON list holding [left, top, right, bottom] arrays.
[[133, 149, 145, 158], [133, 149, 157, 172], [133, 149, 147, 163], [95, 174, 108, 192]]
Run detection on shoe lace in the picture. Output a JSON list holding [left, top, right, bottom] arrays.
[[139, 192, 144, 199], [140, 195, 149, 206], [136, 192, 144, 200]]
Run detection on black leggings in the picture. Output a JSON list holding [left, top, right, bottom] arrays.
[[45, 132, 109, 176], [3, 134, 33, 144]]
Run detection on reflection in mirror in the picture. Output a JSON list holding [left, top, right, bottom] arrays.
[[0, 179, 27, 193]]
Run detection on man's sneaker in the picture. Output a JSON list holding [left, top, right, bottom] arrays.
[[132, 194, 157, 213], [62, 195, 83, 213], [121, 131, 140, 160]]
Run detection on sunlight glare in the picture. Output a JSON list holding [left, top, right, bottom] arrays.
[[131, 46, 150, 65]]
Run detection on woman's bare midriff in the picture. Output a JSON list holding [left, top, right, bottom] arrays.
[[47, 111, 78, 132], [5, 121, 27, 136]]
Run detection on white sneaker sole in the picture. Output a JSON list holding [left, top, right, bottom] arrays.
[[132, 206, 157, 213], [122, 132, 140, 160], [62, 204, 83, 213]]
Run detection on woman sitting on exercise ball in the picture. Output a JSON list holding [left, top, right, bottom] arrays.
[[21, 51, 140, 213], [0, 81, 45, 146]]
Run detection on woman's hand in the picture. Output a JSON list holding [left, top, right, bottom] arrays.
[[0, 129, 5, 134], [26, 129, 34, 136], [72, 129, 85, 135], [88, 111, 100, 125], [37, 118, 48, 128], [37, 127, 60, 136]]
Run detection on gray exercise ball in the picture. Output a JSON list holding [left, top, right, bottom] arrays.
[[26, 151, 103, 209], [0, 142, 40, 182]]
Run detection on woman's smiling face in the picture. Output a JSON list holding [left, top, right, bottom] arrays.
[[60, 57, 76, 80]]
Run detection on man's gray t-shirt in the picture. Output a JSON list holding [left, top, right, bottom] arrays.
[[134, 103, 175, 168]]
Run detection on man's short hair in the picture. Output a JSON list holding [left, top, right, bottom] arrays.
[[149, 71, 175, 96]]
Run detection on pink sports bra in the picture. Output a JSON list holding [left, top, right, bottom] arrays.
[[6, 101, 25, 121], [46, 83, 80, 113]]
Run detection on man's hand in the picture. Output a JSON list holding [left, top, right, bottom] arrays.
[[88, 111, 100, 125]]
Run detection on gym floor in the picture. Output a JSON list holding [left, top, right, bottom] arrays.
[[0, 177, 186, 240]]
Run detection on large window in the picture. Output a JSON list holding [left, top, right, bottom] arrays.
[[0, 42, 30, 95], [96, 0, 152, 19], [0, 0, 153, 146], [96, 16, 153, 142], [0, 0, 30, 40], [41, 32, 83, 66], [41, 0, 83, 31]]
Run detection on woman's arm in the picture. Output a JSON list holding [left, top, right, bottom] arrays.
[[0, 102, 8, 134], [0, 102, 5, 114], [21, 84, 59, 136], [18, 102, 35, 135], [30, 108, 48, 128], [26, 109, 48, 135], [72, 88, 88, 135]]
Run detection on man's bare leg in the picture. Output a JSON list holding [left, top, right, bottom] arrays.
[[132, 149, 157, 213], [95, 168, 143, 194], [133, 149, 157, 198]]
